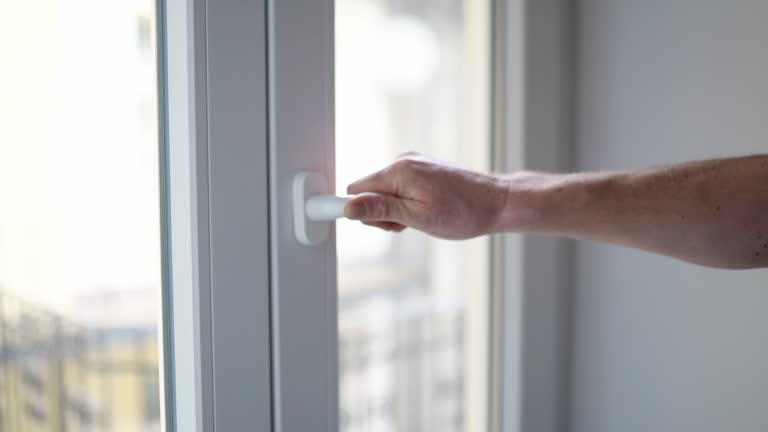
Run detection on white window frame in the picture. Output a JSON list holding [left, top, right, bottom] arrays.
[[158, 0, 573, 430], [491, 1, 574, 432], [161, 0, 335, 430], [267, 0, 338, 430], [162, 0, 275, 429]]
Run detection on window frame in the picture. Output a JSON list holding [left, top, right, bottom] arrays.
[[161, 0, 337, 429], [266, 0, 338, 430], [490, 1, 575, 432], [160, 0, 275, 430], [159, 0, 573, 430]]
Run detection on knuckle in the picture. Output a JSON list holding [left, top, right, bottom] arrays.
[[361, 199, 375, 219], [376, 198, 391, 219], [392, 159, 410, 172], [393, 157, 420, 172], [403, 201, 426, 226]]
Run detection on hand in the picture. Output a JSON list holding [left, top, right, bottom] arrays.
[[344, 153, 510, 240]]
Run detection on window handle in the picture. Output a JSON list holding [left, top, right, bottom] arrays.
[[306, 195, 350, 221], [292, 172, 349, 246]]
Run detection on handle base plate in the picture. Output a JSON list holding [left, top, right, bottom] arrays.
[[292, 172, 330, 246]]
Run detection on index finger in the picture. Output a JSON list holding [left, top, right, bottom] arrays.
[[346, 165, 400, 195]]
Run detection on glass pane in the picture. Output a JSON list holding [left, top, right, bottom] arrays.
[[335, 1, 491, 431], [0, 1, 164, 431]]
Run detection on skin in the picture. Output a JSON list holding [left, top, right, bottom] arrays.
[[344, 152, 768, 269]]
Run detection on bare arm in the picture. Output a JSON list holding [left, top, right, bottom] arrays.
[[344, 153, 768, 269]]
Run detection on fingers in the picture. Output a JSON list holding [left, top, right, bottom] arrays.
[[362, 221, 407, 232], [346, 152, 423, 195], [345, 152, 427, 232], [346, 167, 399, 196], [344, 192, 412, 226]]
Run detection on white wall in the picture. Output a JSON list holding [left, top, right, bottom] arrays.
[[571, 1, 768, 431]]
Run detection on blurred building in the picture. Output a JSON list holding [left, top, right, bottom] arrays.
[[0, 290, 160, 432]]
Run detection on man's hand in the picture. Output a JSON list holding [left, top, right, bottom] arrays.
[[344, 153, 511, 240], [346, 152, 768, 269]]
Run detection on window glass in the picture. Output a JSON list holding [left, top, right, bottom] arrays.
[[0, 1, 164, 431], [335, 0, 491, 431]]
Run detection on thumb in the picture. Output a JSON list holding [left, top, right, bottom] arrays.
[[344, 192, 410, 224]]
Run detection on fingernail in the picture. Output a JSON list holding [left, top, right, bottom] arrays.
[[346, 202, 366, 220]]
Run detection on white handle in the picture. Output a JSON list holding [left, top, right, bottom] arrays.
[[306, 195, 350, 221], [293, 172, 349, 246]]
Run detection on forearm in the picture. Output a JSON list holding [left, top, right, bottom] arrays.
[[499, 155, 768, 269]]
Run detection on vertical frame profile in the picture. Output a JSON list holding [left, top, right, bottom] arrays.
[[161, 0, 214, 429], [154, 0, 176, 429], [491, 0, 575, 431], [267, 0, 338, 430], [162, 0, 274, 429]]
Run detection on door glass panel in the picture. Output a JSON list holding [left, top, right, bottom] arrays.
[[335, 1, 491, 431], [0, 1, 164, 431]]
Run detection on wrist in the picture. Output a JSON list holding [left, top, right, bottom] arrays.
[[493, 172, 554, 233]]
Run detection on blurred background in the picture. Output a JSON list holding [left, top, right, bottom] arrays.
[[0, 1, 162, 431], [0, 0, 162, 432], [334, 1, 490, 431], [0, 0, 492, 431]]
